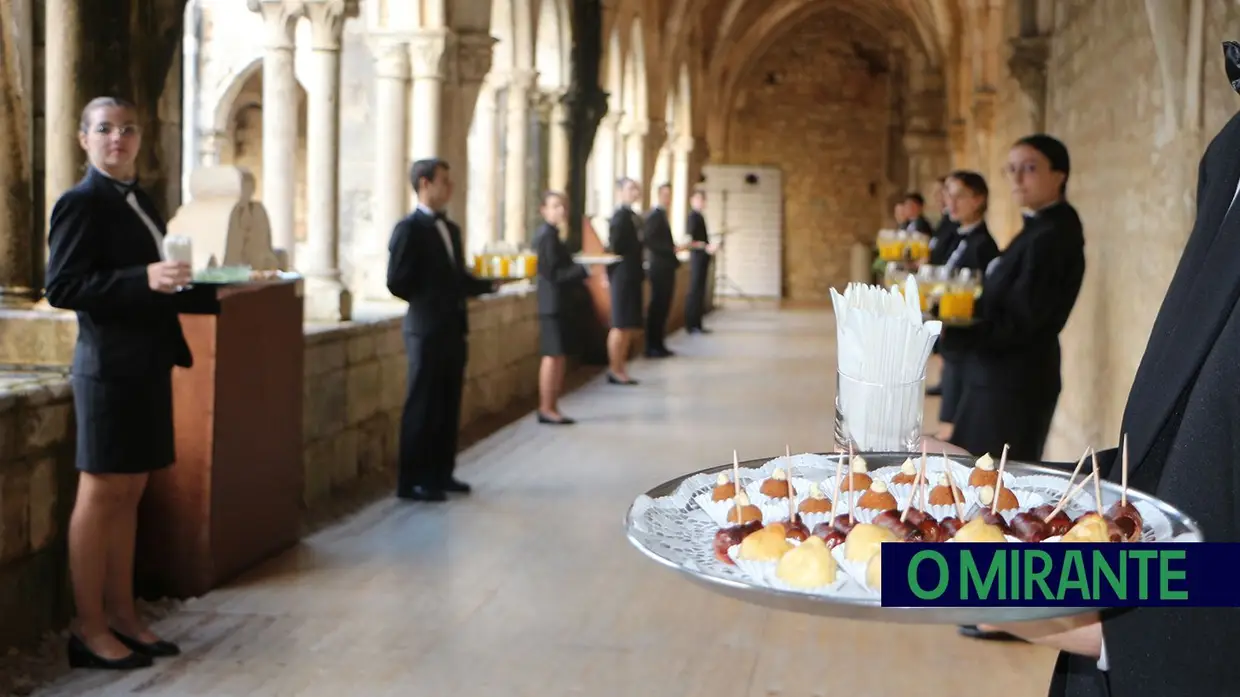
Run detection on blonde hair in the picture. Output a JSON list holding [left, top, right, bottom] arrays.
[[79, 96, 137, 132]]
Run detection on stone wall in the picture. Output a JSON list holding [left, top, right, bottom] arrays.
[[300, 287, 542, 508], [0, 286, 552, 649], [722, 11, 890, 302]]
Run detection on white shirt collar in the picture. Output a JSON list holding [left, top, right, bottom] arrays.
[[956, 220, 982, 235]]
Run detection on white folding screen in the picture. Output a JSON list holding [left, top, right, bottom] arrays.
[[699, 164, 784, 299]]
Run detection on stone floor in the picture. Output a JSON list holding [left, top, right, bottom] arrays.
[[32, 307, 1057, 697]]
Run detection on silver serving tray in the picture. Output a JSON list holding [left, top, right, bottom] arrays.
[[624, 452, 1204, 625]]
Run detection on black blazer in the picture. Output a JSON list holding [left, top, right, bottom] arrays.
[[44, 167, 192, 378], [905, 215, 933, 236], [939, 201, 1085, 392], [607, 205, 644, 278], [687, 210, 709, 244], [643, 206, 680, 269], [1047, 105, 1240, 697], [928, 212, 959, 264], [939, 221, 1000, 273], [386, 208, 493, 337], [533, 222, 586, 315]]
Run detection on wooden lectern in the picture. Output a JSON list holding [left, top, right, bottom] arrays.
[[136, 280, 304, 599]]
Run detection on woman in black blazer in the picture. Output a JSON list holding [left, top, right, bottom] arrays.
[[44, 97, 192, 670], [940, 135, 1085, 462], [533, 191, 588, 424], [935, 170, 1000, 438]]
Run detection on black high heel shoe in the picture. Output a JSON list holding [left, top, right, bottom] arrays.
[[113, 629, 182, 657], [537, 412, 576, 425], [607, 372, 639, 386], [67, 634, 153, 670]]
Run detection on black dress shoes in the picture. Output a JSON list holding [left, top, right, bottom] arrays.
[[113, 629, 181, 657], [443, 478, 472, 494], [399, 486, 447, 502], [645, 347, 674, 358], [958, 625, 1023, 641], [687, 327, 712, 334], [67, 634, 153, 670], [607, 373, 639, 385], [537, 412, 576, 425]]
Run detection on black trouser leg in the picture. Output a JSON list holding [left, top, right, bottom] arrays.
[[431, 336, 468, 486], [685, 253, 708, 330], [398, 333, 440, 493], [646, 267, 675, 351]]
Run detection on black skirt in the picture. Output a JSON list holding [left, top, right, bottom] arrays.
[[539, 314, 576, 357], [73, 371, 177, 475], [608, 261, 644, 329], [949, 383, 1059, 461]]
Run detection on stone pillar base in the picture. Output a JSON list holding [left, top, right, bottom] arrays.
[[0, 307, 79, 366], [303, 276, 353, 322]]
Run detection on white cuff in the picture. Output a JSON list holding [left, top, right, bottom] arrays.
[[1096, 636, 1109, 672]]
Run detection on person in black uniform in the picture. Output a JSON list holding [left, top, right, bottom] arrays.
[[901, 192, 934, 235], [45, 96, 192, 670], [605, 177, 645, 384], [683, 188, 716, 334], [925, 176, 958, 398], [934, 170, 1000, 439], [387, 158, 497, 502], [940, 135, 1084, 463], [643, 184, 680, 357], [938, 44, 1240, 696], [532, 191, 587, 424]]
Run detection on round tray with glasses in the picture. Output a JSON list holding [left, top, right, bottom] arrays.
[[624, 451, 1203, 625]]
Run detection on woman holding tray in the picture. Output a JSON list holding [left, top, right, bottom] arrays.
[[928, 43, 1240, 697], [939, 135, 1085, 462], [533, 191, 588, 424], [45, 96, 191, 670], [934, 171, 1000, 440]]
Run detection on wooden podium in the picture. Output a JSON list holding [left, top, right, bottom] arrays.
[[136, 281, 304, 599]]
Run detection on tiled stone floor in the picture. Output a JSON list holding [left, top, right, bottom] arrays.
[[34, 308, 1056, 697]]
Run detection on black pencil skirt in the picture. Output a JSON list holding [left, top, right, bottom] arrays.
[[73, 371, 177, 475], [539, 314, 577, 357]]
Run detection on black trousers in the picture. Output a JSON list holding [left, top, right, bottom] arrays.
[[685, 251, 710, 330], [398, 331, 467, 492], [937, 356, 965, 423], [949, 383, 1059, 461], [646, 263, 676, 351]]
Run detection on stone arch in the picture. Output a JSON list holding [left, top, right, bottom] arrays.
[[622, 17, 647, 125], [491, 0, 534, 72], [604, 25, 624, 113], [533, 0, 570, 90], [210, 60, 310, 244]]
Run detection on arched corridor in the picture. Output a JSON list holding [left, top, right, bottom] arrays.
[[29, 309, 1056, 696]]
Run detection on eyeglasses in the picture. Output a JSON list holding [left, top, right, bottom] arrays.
[[1004, 161, 1041, 179], [92, 123, 140, 138]]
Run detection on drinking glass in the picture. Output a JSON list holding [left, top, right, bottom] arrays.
[[834, 370, 926, 453], [162, 235, 193, 291]]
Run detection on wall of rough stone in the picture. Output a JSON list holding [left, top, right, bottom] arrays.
[[1033, 0, 1216, 460], [0, 288, 544, 647], [721, 12, 890, 302]]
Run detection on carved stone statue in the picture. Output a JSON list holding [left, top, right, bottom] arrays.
[[167, 166, 284, 271]]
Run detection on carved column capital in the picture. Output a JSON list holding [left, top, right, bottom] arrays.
[[408, 28, 450, 80], [533, 89, 563, 121], [304, 0, 357, 50], [672, 133, 695, 155], [370, 37, 410, 80], [619, 118, 648, 138], [902, 130, 947, 156], [248, 0, 303, 50], [454, 30, 497, 85], [1007, 35, 1050, 103]]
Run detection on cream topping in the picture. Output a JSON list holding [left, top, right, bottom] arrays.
[[975, 453, 995, 471], [851, 455, 869, 473], [869, 480, 889, 494], [808, 482, 825, 499], [978, 484, 995, 505], [715, 473, 730, 486], [899, 459, 917, 475], [770, 467, 787, 481]]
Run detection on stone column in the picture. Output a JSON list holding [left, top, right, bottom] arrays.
[[613, 112, 628, 184], [1008, 35, 1049, 132], [0, 0, 34, 305], [364, 36, 410, 300], [545, 90, 570, 193], [199, 129, 229, 167], [470, 78, 501, 254], [446, 30, 494, 250], [503, 69, 536, 246], [301, 0, 357, 321], [249, 0, 302, 265], [670, 133, 693, 240], [623, 118, 647, 196], [44, 0, 81, 228], [408, 28, 448, 163], [593, 112, 621, 214]]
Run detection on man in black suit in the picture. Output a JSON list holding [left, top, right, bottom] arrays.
[[683, 188, 715, 334], [387, 158, 496, 502], [643, 184, 680, 357], [901, 192, 934, 235]]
